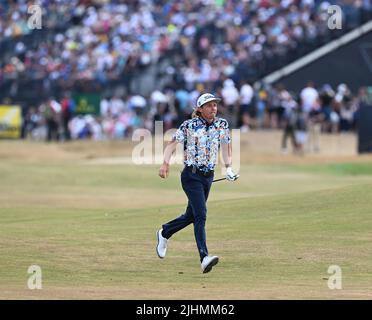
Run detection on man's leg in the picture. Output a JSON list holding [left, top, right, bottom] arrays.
[[161, 203, 194, 239], [282, 126, 289, 149], [182, 177, 209, 262], [289, 126, 298, 151], [313, 123, 321, 152]]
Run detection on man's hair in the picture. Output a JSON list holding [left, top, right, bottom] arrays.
[[192, 109, 201, 118]]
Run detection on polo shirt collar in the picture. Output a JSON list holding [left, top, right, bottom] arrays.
[[199, 116, 217, 127]]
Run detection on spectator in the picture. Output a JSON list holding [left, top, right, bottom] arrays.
[[22, 82, 366, 143], [267, 84, 282, 129], [221, 78, 239, 127], [319, 84, 335, 132], [1, 0, 371, 108], [300, 81, 319, 115], [239, 81, 254, 132], [23, 106, 41, 139], [40, 98, 61, 142], [294, 105, 308, 155], [281, 95, 299, 154], [60, 93, 75, 141], [255, 84, 269, 129]]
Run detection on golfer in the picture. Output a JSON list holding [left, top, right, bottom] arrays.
[[157, 93, 239, 273]]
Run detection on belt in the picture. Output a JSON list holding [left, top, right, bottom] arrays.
[[185, 165, 214, 177]]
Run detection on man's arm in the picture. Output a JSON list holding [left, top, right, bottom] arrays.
[[221, 142, 239, 181], [159, 139, 178, 178], [221, 142, 232, 168]]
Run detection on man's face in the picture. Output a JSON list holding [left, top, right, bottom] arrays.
[[198, 101, 218, 119]]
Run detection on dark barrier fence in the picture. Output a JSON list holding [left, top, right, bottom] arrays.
[[357, 103, 372, 154], [276, 30, 372, 94]]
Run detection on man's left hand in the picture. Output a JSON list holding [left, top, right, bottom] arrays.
[[226, 167, 239, 181]]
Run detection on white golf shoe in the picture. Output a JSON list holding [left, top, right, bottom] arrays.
[[156, 229, 168, 259], [201, 255, 219, 273]]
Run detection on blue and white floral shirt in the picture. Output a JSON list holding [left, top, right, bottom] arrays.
[[172, 116, 231, 172]]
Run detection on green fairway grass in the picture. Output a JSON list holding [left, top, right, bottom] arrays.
[[0, 137, 372, 299]]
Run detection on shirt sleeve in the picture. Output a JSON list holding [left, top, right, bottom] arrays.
[[172, 121, 187, 143], [219, 120, 231, 144]]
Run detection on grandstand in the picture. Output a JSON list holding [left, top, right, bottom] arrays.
[[0, 0, 371, 144]]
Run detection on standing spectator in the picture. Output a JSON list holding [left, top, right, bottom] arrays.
[[329, 107, 341, 134], [267, 84, 282, 129], [332, 84, 352, 133], [255, 85, 269, 129], [294, 105, 309, 155], [239, 81, 254, 132], [319, 84, 335, 132], [281, 94, 298, 153], [41, 98, 61, 142], [109, 95, 126, 117], [221, 78, 239, 128], [278, 85, 292, 128], [300, 81, 319, 115], [23, 106, 41, 139], [301, 81, 320, 150], [307, 108, 323, 153], [61, 93, 75, 141], [340, 99, 356, 132], [100, 95, 111, 118], [174, 97, 188, 127]]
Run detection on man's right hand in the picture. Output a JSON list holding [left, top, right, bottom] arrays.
[[159, 163, 169, 179]]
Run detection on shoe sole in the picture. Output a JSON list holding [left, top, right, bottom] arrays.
[[203, 257, 219, 274], [156, 230, 164, 259]]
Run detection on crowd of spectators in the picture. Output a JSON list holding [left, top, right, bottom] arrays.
[[21, 81, 371, 146], [2, 1, 371, 152], [1, 0, 162, 91], [169, 0, 372, 90], [0, 0, 75, 39], [1, 0, 371, 99]]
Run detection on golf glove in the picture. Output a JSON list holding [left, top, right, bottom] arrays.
[[226, 167, 238, 182]]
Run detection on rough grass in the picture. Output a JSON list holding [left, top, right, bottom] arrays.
[[0, 132, 372, 299]]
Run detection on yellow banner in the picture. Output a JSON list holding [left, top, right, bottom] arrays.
[[0, 105, 22, 139]]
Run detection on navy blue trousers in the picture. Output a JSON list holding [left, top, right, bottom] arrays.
[[162, 167, 214, 262]]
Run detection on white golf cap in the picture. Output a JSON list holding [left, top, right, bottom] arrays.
[[196, 93, 221, 109]]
